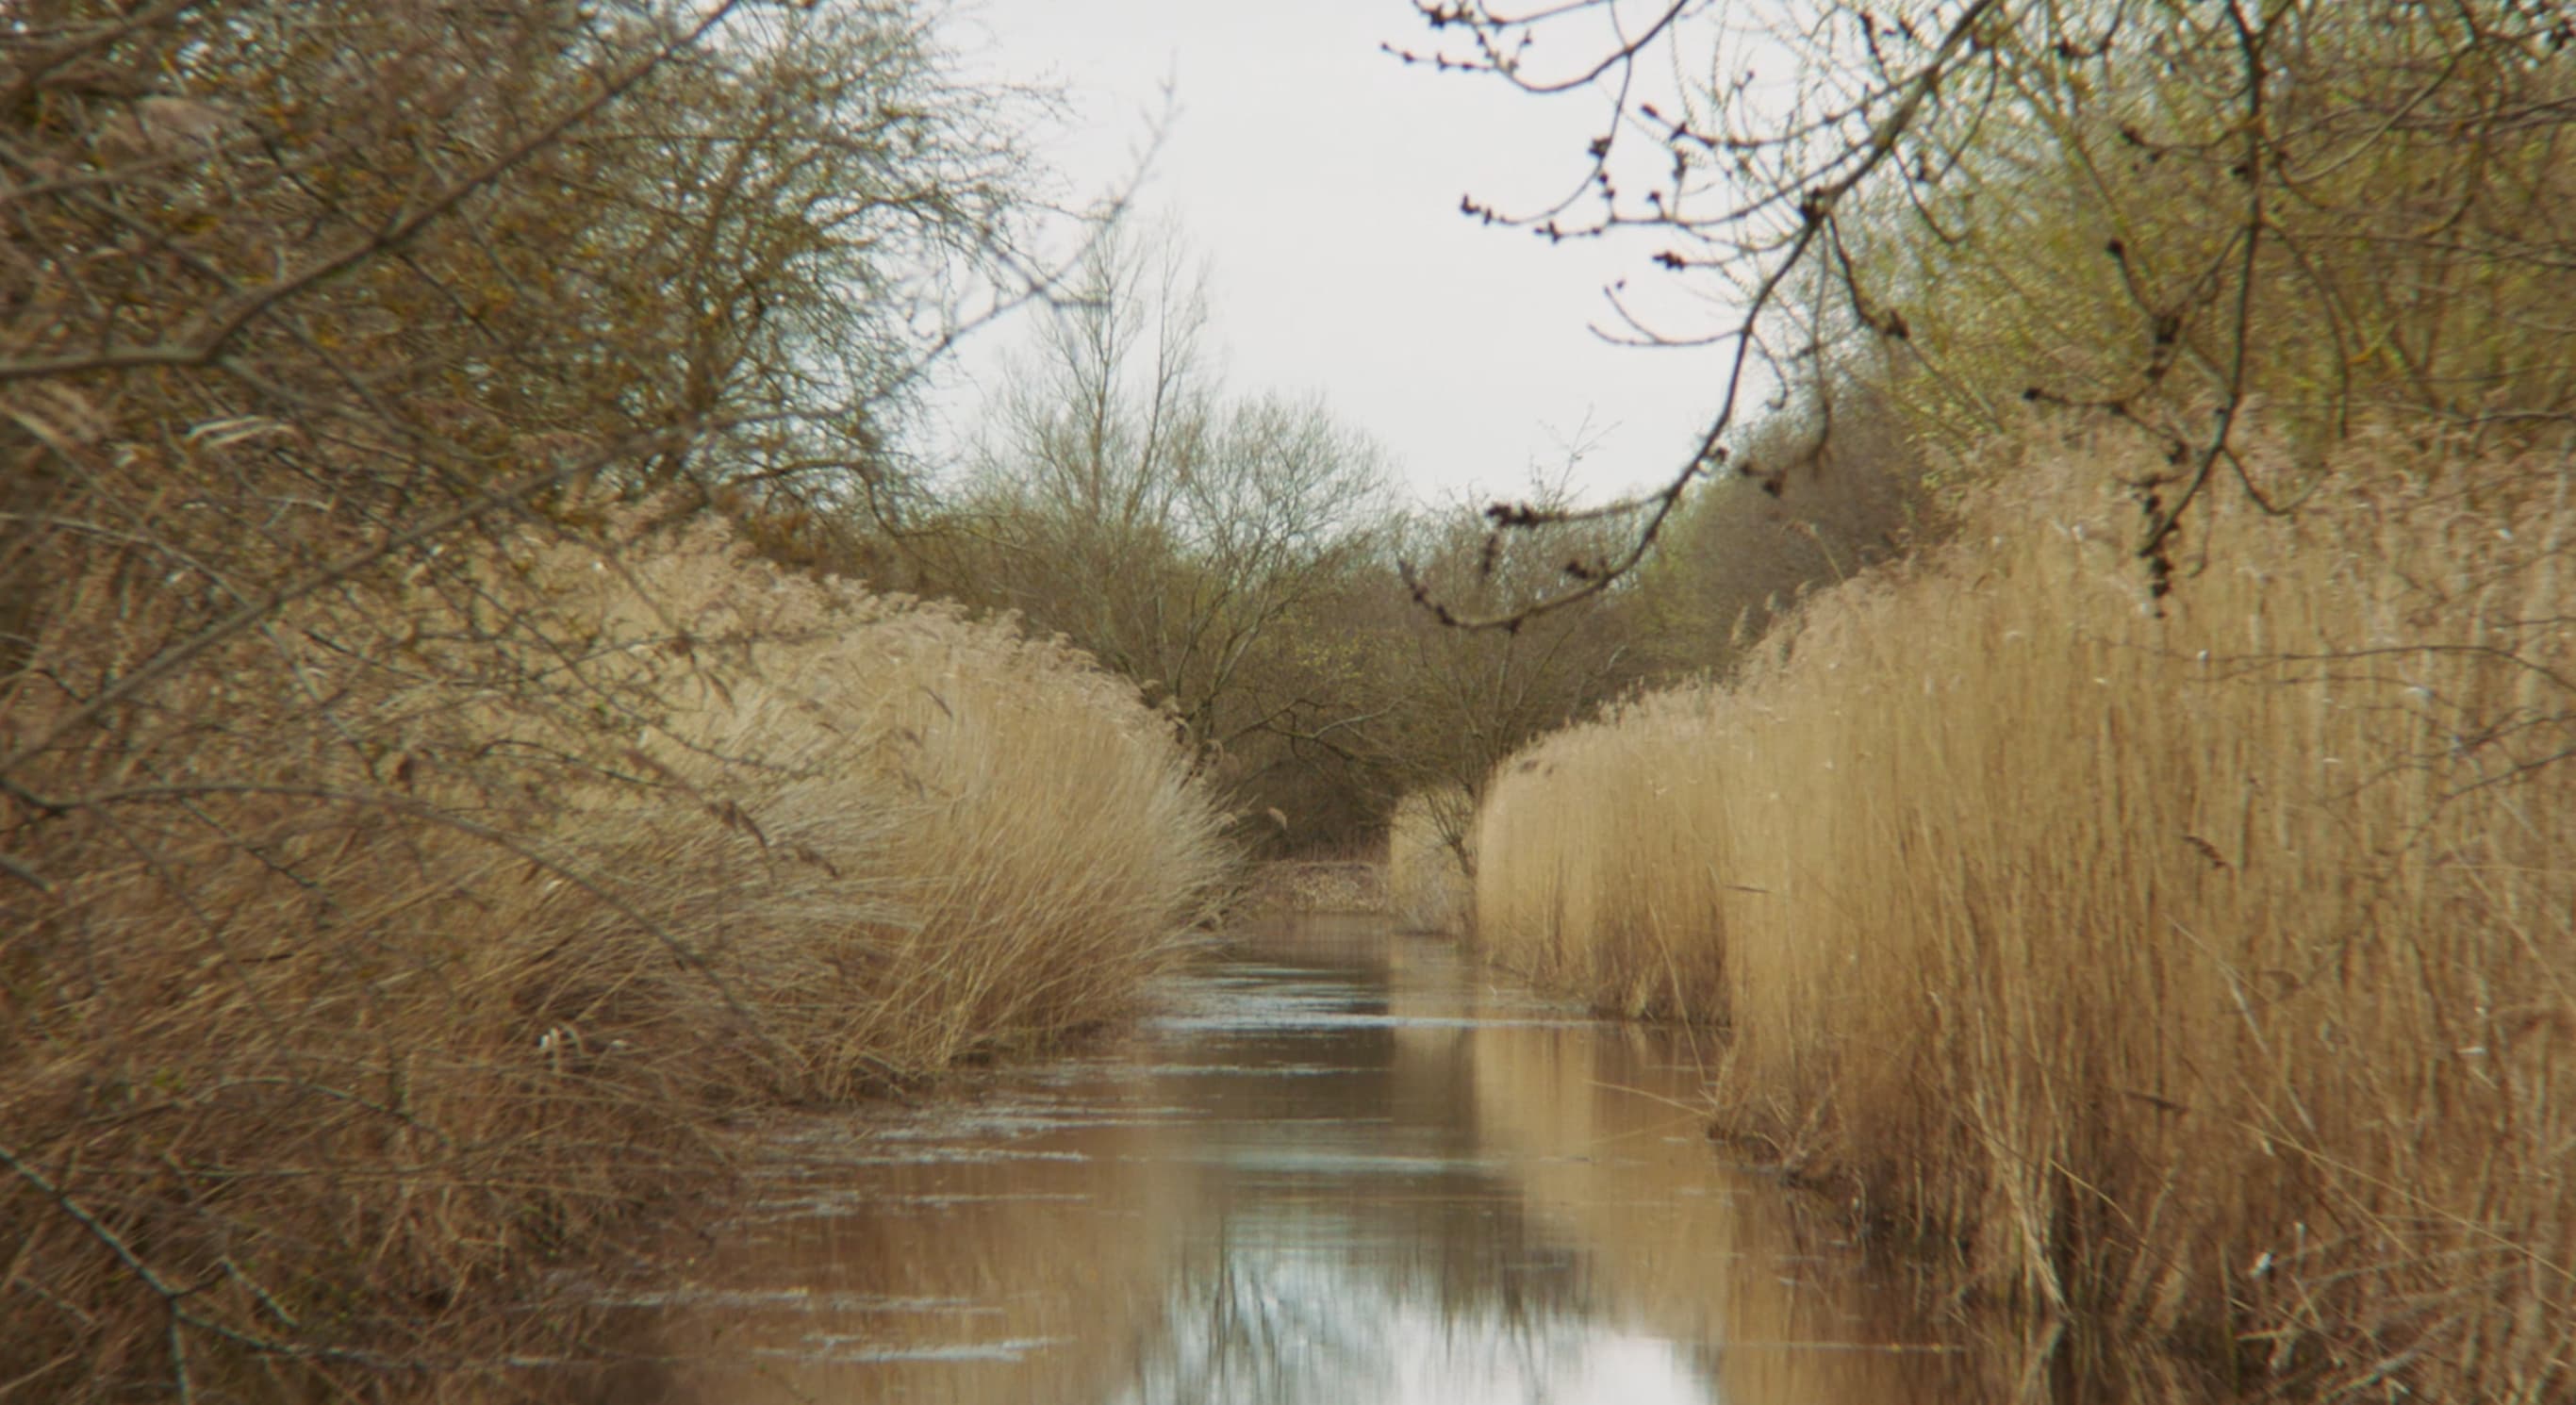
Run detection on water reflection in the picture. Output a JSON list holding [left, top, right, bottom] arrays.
[[577, 916, 2000, 1404]]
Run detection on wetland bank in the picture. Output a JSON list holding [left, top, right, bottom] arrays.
[[8, 0, 2572, 1401]]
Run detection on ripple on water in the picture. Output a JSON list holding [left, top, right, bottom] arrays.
[[570, 917, 2068, 1405]]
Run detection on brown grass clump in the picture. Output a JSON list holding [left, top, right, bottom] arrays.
[[1474, 709, 1730, 1018], [1471, 430, 2575, 1398], [1386, 788, 1473, 934], [0, 513, 1227, 1399]]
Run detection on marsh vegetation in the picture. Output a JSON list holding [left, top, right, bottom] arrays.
[[1471, 436, 2575, 1398], [8, 0, 2574, 1399], [1415, 0, 2576, 1396]]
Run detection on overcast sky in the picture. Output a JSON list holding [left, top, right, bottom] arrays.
[[928, 0, 1738, 509]]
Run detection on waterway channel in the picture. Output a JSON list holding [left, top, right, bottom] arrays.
[[575, 914, 2052, 1403]]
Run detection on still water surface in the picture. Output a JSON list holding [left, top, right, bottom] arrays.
[[582, 915, 2023, 1404]]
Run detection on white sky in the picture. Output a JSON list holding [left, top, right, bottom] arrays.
[[929, 0, 1740, 509]]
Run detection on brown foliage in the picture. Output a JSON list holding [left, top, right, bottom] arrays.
[[0, 4, 1218, 1397], [1474, 427, 2576, 1397], [2, 504, 1230, 1399]]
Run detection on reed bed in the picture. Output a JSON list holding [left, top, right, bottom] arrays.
[[1474, 726, 1730, 1017], [1386, 787, 1474, 934], [1471, 432, 2575, 1398], [0, 514, 1228, 1399]]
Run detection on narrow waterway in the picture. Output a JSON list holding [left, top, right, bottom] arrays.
[[574, 915, 2035, 1404]]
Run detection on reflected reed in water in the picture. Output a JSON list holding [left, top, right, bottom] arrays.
[[569, 916, 2188, 1404]]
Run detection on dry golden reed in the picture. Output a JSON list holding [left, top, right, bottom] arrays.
[[1386, 787, 1473, 934], [1472, 430, 2574, 1399], [0, 513, 1228, 1399]]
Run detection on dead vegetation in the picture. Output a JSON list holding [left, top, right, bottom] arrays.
[[1, 4, 1226, 1397], [3, 507, 1229, 1399], [1472, 428, 2575, 1398], [1386, 787, 1473, 935]]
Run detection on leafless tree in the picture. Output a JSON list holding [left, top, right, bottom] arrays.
[[929, 226, 1398, 789], [0, 1, 1081, 1393], [1395, 0, 2576, 623], [1369, 460, 1649, 868]]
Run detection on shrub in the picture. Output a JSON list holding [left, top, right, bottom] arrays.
[[0, 513, 1227, 1398], [1387, 787, 1474, 934]]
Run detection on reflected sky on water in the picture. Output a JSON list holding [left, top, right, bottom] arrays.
[[572, 916, 2053, 1405]]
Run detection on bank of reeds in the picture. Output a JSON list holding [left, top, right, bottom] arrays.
[[1386, 788, 1474, 934], [0, 514, 1228, 1400], [1471, 431, 2575, 1399]]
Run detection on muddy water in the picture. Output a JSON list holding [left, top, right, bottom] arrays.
[[578, 915, 2020, 1404]]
